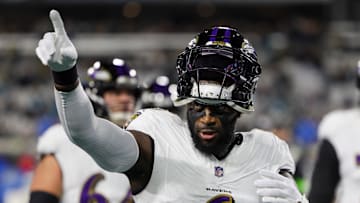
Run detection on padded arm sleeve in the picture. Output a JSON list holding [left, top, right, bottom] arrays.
[[54, 83, 139, 172]]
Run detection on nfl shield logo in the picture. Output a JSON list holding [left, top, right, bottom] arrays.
[[214, 166, 224, 177]]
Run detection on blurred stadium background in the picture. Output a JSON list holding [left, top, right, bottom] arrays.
[[0, 0, 359, 202]]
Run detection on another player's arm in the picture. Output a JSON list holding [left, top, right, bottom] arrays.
[[308, 139, 339, 203], [29, 155, 62, 203]]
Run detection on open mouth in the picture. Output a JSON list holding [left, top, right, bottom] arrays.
[[199, 129, 218, 140]]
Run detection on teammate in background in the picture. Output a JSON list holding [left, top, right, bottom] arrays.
[[29, 58, 140, 203], [35, 10, 308, 202], [308, 61, 360, 203], [86, 58, 141, 127], [140, 75, 181, 114]]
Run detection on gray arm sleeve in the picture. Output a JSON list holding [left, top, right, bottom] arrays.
[[54, 84, 139, 172]]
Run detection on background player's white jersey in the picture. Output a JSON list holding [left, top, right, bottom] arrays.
[[318, 108, 360, 203], [126, 109, 295, 203], [37, 124, 132, 203]]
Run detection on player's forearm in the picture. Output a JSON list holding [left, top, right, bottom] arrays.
[[54, 80, 139, 172]]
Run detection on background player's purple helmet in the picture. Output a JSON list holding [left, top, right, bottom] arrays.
[[141, 75, 177, 110], [174, 26, 261, 113], [85, 58, 140, 120], [87, 58, 140, 98]]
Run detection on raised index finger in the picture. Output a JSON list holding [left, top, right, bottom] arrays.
[[49, 9, 66, 36]]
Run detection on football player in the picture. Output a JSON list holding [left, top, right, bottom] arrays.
[[308, 61, 360, 203], [35, 9, 308, 202], [29, 58, 140, 203], [85, 58, 141, 127]]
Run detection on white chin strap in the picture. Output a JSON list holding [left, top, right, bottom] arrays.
[[173, 81, 254, 113], [109, 112, 133, 127]]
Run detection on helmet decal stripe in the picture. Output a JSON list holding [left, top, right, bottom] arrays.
[[223, 29, 231, 43], [209, 27, 218, 41], [115, 66, 130, 76]]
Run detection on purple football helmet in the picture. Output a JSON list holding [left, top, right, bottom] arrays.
[[174, 26, 261, 113]]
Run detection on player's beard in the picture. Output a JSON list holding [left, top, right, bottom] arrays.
[[187, 110, 238, 159]]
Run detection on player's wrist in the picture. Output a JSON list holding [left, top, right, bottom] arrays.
[[52, 65, 79, 92]]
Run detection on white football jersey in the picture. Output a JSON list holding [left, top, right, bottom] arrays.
[[126, 109, 295, 203], [37, 124, 132, 203], [318, 108, 360, 203]]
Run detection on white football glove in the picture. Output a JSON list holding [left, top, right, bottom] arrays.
[[254, 170, 309, 203], [35, 9, 78, 72]]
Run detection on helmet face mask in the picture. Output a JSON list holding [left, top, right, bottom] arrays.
[[174, 26, 261, 113]]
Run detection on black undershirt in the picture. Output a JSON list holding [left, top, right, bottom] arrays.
[[308, 139, 340, 203]]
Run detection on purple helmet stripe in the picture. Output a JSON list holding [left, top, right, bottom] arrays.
[[115, 65, 130, 76], [152, 83, 171, 96], [223, 29, 231, 43], [209, 27, 218, 41]]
